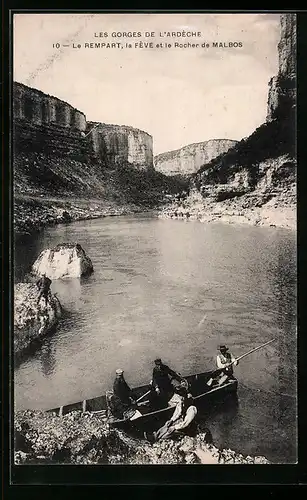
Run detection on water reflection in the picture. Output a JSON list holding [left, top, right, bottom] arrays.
[[213, 396, 239, 450], [52, 277, 83, 309], [38, 337, 56, 377]]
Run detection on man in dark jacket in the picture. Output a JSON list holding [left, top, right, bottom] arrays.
[[151, 359, 183, 400], [36, 273, 52, 306], [113, 369, 136, 409]]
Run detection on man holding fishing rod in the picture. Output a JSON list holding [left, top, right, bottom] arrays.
[[208, 339, 275, 386], [216, 345, 238, 379], [206, 345, 238, 387]]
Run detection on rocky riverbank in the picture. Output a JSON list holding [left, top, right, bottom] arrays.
[[14, 410, 270, 465], [14, 195, 148, 237], [158, 167, 296, 231], [158, 198, 296, 230]]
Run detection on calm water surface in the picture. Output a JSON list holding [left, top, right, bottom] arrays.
[[14, 215, 297, 463]]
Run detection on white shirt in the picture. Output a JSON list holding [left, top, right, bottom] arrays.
[[170, 399, 184, 422], [170, 398, 197, 428], [173, 406, 197, 430], [216, 352, 237, 369]]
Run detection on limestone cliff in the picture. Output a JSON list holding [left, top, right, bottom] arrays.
[[267, 13, 296, 121], [154, 139, 237, 176], [88, 122, 154, 171], [160, 14, 296, 229], [13, 82, 187, 233], [13, 82, 89, 158]]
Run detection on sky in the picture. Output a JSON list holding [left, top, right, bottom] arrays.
[[13, 13, 281, 155]]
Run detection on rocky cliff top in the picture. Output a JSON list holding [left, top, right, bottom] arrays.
[[87, 121, 152, 138], [14, 81, 85, 115], [193, 116, 295, 185], [267, 14, 296, 122], [155, 139, 238, 163]]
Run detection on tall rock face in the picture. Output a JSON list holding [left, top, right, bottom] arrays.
[[154, 139, 237, 176], [13, 82, 89, 157], [162, 14, 296, 229], [267, 14, 296, 121], [88, 122, 154, 171], [13, 82, 165, 207]]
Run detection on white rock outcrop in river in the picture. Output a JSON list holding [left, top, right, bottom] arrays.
[[32, 243, 94, 279], [14, 283, 62, 355]]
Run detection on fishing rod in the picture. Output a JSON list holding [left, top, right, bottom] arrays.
[[229, 338, 276, 366], [212, 338, 276, 377], [207, 338, 276, 386], [139, 339, 276, 400]]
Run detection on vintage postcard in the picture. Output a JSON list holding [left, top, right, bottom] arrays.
[[12, 12, 297, 472]]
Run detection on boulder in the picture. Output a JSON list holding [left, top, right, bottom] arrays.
[[14, 283, 62, 355], [32, 243, 93, 279]]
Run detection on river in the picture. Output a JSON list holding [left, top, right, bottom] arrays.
[[14, 215, 297, 463]]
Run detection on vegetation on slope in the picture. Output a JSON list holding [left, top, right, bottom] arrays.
[[192, 113, 295, 189], [14, 151, 189, 208]]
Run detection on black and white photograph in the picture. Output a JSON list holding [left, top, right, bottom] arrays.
[[12, 12, 297, 467]]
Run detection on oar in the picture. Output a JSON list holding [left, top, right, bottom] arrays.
[[136, 390, 151, 404], [136, 372, 187, 404]]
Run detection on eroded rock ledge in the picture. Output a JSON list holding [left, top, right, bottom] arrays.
[[14, 410, 270, 465], [14, 283, 62, 355]]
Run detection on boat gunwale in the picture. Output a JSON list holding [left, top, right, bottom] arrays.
[[106, 378, 238, 425], [48, 371, 237, 417]]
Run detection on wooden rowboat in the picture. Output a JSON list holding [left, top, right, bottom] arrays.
[[48, 369, 238, 431], [47, 340, 276, 433]]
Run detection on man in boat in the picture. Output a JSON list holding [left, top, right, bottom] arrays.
[[36, 273, 52, 307], [151, 358, 185, 401], [113, 369, 136, 414], [216, 345, 238, 381], [146, 388, 197, 442]]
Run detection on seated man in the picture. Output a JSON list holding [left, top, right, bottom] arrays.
[[151, 358, 184, 402], [146, 389, 197, 443], [106, 390, 125, 420], [112, 369, 136, 417]]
